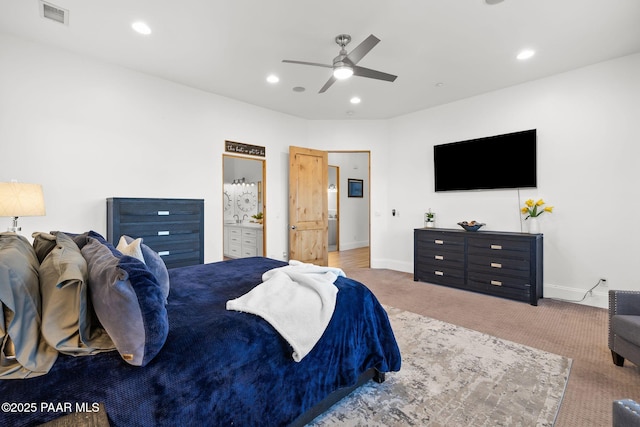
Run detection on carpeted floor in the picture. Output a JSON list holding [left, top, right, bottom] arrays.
[[311, 306, 570, 426], [341, 268, 640, 427]]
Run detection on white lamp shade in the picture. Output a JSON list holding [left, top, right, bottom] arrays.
[[0, 182, 46, 217]]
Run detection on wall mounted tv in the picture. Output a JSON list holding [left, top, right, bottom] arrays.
[[433, 129, 537, 192]]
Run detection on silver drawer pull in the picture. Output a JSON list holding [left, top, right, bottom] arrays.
[[490, 262, 502, 268], [491, 280, 503, 286], [490, 244, 502, 250], [434, 239, 444, 245], [157, 211, 170, 216], [434, 255, 444, 260], [158, 251, 170, 256], [157, 231, 170, 236], [435, 271, 444, 276]]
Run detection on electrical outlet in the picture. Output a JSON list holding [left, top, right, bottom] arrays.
[[600, 278, 608, 287]]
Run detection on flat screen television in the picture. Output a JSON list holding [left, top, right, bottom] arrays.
[[433, 129, 537, 192]]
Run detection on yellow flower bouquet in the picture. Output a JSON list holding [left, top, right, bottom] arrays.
[[521, 199, 553, 220]]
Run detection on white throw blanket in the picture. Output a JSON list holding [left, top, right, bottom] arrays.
[[226, 260, 345, 362]]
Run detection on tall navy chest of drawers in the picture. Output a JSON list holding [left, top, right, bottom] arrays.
[[414, 228, 543, 305], [107, 198, 204, 269]]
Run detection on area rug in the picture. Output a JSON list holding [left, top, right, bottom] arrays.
[[310, 306, 572, 427]]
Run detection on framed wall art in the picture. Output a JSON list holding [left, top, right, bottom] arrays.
[[348, 179, 363, 198]]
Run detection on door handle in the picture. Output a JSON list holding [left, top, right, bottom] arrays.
[[290, 225, 297, 230]]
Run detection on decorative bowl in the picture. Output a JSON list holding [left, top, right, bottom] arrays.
[[457, 221, 485, 232]]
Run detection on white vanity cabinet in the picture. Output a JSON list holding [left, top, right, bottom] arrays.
[[224, 224, 263, 258]]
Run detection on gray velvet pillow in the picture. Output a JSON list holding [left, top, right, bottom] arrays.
[[121, 235, 170, 304], [38, 232, 114, 355], [81, 237, 168, 366], [0, 233, 58, 379]]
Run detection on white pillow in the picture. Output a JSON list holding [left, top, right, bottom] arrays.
[[117, 236, 145, 263]]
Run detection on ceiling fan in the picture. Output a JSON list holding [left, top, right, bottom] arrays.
[[282, 34, 397, 93]]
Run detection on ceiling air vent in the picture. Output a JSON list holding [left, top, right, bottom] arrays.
[[39, 1, 69, 25]]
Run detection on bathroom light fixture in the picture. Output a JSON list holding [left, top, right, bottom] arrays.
[[232, 178, 255, 186], [0, 182, 46, 233], [266, 74, 279, 84]]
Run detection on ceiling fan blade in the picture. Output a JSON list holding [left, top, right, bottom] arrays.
[[345, 34, 380, 65], [352, 65, 397, 82], [282, 60, 332, 69], [319, 75, 337, 93]]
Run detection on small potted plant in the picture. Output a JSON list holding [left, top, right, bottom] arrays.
[[251, 211, 263, 224], [425, 209, 436, 228]]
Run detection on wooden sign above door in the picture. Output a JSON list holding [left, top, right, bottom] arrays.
[[225, 140, 265, 157]]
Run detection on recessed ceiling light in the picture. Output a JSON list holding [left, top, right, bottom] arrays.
[[266, 74, 279, 84], [132, 21, 151, 35], [292, 86, 306, 93], [435, 82, 444, 87], [517, 49, 535, 60], [485, 0, 504, 5], [350, 96, 361, 104]]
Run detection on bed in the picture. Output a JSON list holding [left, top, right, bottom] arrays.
[[0, 231, 401, 427]]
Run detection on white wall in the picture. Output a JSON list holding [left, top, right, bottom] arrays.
[[2, 32, 638, 308], [382, 53, 640, 307], [0, 34, 302, 262]]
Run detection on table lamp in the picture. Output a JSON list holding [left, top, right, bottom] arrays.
[[0, 182, 46, 233]]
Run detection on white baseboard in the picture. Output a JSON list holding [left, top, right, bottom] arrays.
[[542, 284, 608, 309], [340, 241, 370, 251], [371, 258, 413, 273]]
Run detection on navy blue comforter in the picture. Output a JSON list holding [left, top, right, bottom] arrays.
[[0, 257, 401, 426]]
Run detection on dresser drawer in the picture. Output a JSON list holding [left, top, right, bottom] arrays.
[[467, 253, 530, 278], [415, 239, 464, 258], [414, 264, 465, 288], [467, 236, 531, 257], [417, 253, 464, 270], [115, 200, 202, 220], [468, 271, 532, 302], [415, 231, 465, 252], [467, 271, 531, 290], [117, 222, 201, 240], [157, 249, 202, 269]]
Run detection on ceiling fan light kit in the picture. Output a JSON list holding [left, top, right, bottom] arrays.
[[282, 33, 397, 93], [333, 64, 353, 80]]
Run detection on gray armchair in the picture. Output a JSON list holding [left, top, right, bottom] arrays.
[[613, 399, 640, 427], [609, 290, 640, 367]]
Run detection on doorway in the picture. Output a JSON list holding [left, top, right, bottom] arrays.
[[287, 147, 370, 269], [327, 151, 370, 269], [222, 154, 265, 259]]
